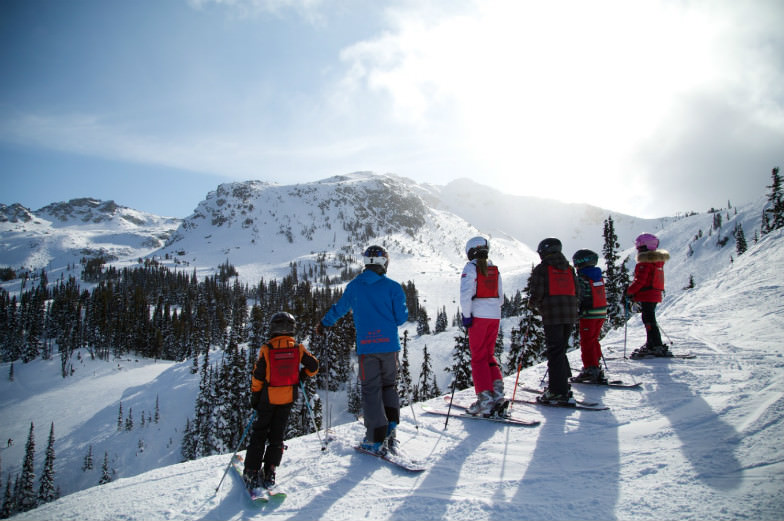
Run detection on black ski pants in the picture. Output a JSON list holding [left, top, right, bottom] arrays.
[[244, 402, 292, 473], [641, 302, 663, 347], [544, 323, 573, 396]]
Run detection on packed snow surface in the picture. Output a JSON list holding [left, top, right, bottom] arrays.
[[5, 228, 783, 520]]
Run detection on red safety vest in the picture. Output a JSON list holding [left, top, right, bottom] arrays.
[[589, 278, 607, 308], [548, 265, 576, 296], [266, 345, 300, 387], [475, 265, 499, 299]]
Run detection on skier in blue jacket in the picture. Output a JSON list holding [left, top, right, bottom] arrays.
[[317, 245, 408, 454]]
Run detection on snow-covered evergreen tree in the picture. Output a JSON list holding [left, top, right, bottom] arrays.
[[37, 422, 56, 505], [434, 306, 448, 334], [98, 452, 112, 485], [397, 331, 414, 406], [18, 423, 36, 512], [447, 330, 472, 391], [602, 216, 630, 330], [416, 308, 431, 336], [82, 445, 94, 471], [415, 345, 439, 400]]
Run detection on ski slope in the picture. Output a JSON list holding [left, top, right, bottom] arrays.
[[6, 228, 783, 520]]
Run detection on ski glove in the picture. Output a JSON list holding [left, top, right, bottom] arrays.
[[250, 391, 261, 409], [462, 315, 473, 328]]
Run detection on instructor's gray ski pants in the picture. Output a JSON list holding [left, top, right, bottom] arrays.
[[359, 352, 400, 442]]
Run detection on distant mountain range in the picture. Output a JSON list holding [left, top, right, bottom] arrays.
[[1, 172, 672, 313]]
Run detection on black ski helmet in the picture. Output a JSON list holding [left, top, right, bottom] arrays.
[[572, 249, 599, 268], [537, 237, 562, 257], [268, 311, 296, 337]]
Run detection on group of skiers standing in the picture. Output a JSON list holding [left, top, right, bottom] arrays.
[[241, 232, 670, 492]]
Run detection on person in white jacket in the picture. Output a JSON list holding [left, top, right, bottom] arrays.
[[460, 236, 505, 415]]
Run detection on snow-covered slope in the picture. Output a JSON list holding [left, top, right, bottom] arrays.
[[3, 173, 660, 319], [0, 198, 180, 273], [3, 208, 782, 520]]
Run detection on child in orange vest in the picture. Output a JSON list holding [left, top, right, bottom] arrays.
[[243, 312, 318, 490]]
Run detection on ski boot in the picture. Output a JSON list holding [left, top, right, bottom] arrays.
[[261, 465, 276, 489], [536, 387, 576, 406], [467, 390, 495, 416], [384, 421, 400, 455]]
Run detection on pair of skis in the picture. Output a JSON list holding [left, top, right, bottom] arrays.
[[230, 454, 286, 505]]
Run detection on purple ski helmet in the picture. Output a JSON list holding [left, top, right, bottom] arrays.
[[635, 233, 659, 251]]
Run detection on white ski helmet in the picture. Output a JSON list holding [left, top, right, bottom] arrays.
[[465, 236, 489, 260]]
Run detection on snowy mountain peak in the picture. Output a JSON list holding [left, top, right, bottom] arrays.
[[0, 203, 35, 224]]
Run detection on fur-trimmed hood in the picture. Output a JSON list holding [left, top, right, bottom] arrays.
[[636, 249, 670, 263]]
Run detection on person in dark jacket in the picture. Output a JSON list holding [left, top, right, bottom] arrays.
[[572, 249, 608, 383], [243, 311, 319, 491], [529, 237, 579, 405], [628, 233, 671, 358], [317, 245, 408, 454]]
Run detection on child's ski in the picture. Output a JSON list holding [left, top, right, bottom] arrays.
[[513, 388, 609, 410], [569, 378, 642, 389], [516, 387, 601, 406], [431, 398, 540, 426]]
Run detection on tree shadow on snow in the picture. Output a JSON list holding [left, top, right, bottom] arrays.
[[512, 403, 621, 520], [650, 366, 743, 491]]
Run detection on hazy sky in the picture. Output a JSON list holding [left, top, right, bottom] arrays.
[[1, 0, 782, 218]]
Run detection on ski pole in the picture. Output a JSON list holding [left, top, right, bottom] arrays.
[[409, 393, 419, 431], [323, 329, 332, 443], [509, 319, 531, 411], [658, 324, 673, 346], [215, 410, 257, 493], [444, 374, 457, 430], [623, 295, 629, 359], [300, 380, 326, 451]]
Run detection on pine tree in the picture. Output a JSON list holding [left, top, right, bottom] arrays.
[[494, 326, 504, 364], [18, 423, 36, 512], [125, 407, 134, 431], [415, 345, 438, 400], [762, 166, 783, 233], [82, 445, 94, 471], [505, 269, 545, 375], [37, 423, 56, 505], [734, 223, 748, 255], [154, 394, 160, 424], [180, 418, 197, 461], [99, 452, 112, 485], [446, 330, 473, 391], [416, 308, 431, 335], [117, 402, 123, 431], [1, 474, 13, 519], [602, 217, 629, 329], [397, 331, 414, 406], [434, 306, 448, 334], [347, 372, 362, 418]]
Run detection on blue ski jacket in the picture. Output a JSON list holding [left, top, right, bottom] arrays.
[[321, 269, 408, 355]]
